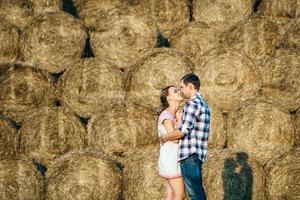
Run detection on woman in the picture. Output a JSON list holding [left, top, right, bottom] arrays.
[[158, 85, 186, 200]]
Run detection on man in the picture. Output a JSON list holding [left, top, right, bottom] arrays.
[[160, 73, 210, 200]]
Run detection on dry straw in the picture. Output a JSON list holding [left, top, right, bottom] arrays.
[[260, 49, 300, 111], [281, 18, 300, 49], [72, 0, 125, 28], [0, 64, 56, 123], [221, 15, 279, 65], [265, 148, 300, 200], [203, 149, 267, 200], [192, 0, 255, 32], [127, 0, 190, 38], [0, 117, 16, 160], [0, 20, 19, 64], [194, 48, 261, 114], [46, 150, 122, 200], [0, 159, 44, 200], [228, 101, 296, 166], [123, 145, 164, 200], [87, 103, 157, 158], [0, 0, 62, 29], [126, 48, 194, 111], [17, 107, 86, 166], [295, 110, 300, 147], [90, 7, 157, 70], [20, 12, 87, 73], [59, 58, 125, 118], [170, 21, 220, 60]]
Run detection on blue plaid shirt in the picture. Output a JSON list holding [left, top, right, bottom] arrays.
[[178, 92, 210, 162]]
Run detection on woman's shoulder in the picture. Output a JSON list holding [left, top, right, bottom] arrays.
[[158, 110, 174, 124]]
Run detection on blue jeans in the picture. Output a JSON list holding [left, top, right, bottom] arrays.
[[180, 154, 206, 200]]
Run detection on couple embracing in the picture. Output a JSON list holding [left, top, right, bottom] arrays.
[[158, 73, 210, 200]]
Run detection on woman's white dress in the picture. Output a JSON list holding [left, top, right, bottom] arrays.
[[157, 110, 181, 179]]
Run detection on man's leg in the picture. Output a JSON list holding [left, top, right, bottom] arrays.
[[180, 154, 206, 200]]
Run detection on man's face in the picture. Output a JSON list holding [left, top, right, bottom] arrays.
[[179, 81, 189, 99]]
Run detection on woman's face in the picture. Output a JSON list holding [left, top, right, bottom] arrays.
[[167, 86, 183, 102]]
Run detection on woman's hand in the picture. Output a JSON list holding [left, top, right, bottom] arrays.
[[175, 110, 182, 128]]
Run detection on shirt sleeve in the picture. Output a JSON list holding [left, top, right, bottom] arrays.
[[178, 101, 198, 137], [158, 111, 174, 125]]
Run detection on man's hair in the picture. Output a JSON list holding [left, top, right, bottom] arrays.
[[181, 73, 200, 90]]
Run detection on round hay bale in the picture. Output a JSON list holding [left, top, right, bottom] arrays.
[[0, 117, 16, 160], [259, 0, 300, 24], [194, 48, 261, 113], [207, 104, 226, 150], [0, 20, 19, 64], [90, 7, 156, 70], [123, 145, 164, 200], [0, 64, 56, 123], [126, 48, 194, 111], [59, 58, 125, 118], [192, 0, 255, 32], [72, 0, 125, 27], [260, 49, 300, 111], [295, 110, 300, 147], [46, 150, 122, 200], [18, 107, 86, 166], [265, 148, 300, 200], [221, 15, 279, 65], [281, 18, 300, 49], [127, 0, 190, 38], [20, 12, 87, 73], [170, 21, 221, 59], [31, 0, 62, 14], [87, 103, 157, 158], [228, 101, 296, 166], [0, 159, 44, 200], [203, 149, 267, 200]]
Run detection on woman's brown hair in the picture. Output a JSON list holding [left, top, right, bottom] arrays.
[[157, 85, 175, 115]]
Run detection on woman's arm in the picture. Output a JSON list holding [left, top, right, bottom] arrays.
[[162, 119, 179, 143]]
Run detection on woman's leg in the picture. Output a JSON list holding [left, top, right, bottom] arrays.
[[168, 177, 186, 200], [166, 180, 174, 200]]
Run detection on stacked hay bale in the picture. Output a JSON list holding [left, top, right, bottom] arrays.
[[0, 117, 16, 160], [265, 148, 300, 200], [228, 101, 296, 166], [87, 103, 157, 160], [126, 48, 194, 111], [0, 64, 56, 123], [17, 107, 86, 166], [0, 20, 19, 64], [20, 12, 87, 73], [58, 58, 125, 118], [194, 48, 261, 113], [46, 150, 122, 200], [0, 159, 44, 200], [203, 150, 267, 200], [90, 7, 157, 70], [281, 18, 300, 49]]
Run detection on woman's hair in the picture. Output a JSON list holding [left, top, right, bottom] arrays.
[[157, 85, 175, 115]]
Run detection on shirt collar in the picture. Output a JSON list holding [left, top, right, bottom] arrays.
[[191, 92, 200, 100]]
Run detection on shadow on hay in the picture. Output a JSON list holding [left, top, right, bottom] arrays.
[[62, 0, 78, 18], [222, 152, 253, 200]]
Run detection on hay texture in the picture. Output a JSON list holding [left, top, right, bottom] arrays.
[[18, 107, 86, 166], [87, 103, 157, 158], [0, 20, 19, 64], [0, 117, 16, 160], [261, 49, 300, 111], [194, 49, 261, 113], [126, 48, 194, 111], [0, 64, 56, 123], [259, 0, 300, 24], [221, 15, 279, 65], [203, 150, 267, 200], [0, 0, 62, 29], [0, 159, 44, 200], [281, 18, 300, 49], [20, 12, 87, 73], [72, 0, 125, 27], [228, 101, 296, 166], [192, 0, 255, 31], [90, 7, 156, 70], [123, 145, 164, 200], [170, 21, 220, 59], [46, 150, 122, 200], [59, 58, 125, 118], [295, 110, 300, 147], [265, 148, 300, 200]]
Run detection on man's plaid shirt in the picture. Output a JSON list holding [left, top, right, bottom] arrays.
[[178, 92, 210, 162]]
